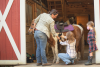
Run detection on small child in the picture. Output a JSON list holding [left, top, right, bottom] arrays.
[[85, 21, 98, 65], [57, 31, 77, 65]]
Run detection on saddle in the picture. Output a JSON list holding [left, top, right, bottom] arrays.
[[54, 21, 74, 33], [56, 22, 68, 32]]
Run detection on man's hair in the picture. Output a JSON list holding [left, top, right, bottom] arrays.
[[48, 9, 59, 15]]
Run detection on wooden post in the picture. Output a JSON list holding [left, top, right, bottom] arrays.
[[47, 2, 50, 11], [32, 3, 36, 56], [61, 0, 63, 20], [32, 3, 35, 19], [54, 1, 56, 9], [34, 3, 37, 18], [61, 0, 65, 21], [64, 0, 66, 21], [40, 0, 42, 13]]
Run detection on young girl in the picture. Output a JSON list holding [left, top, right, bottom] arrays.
[[57, 31, 77, 65], [85, 21, 98, 65]]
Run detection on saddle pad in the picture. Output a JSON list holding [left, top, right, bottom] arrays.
[[54, 24, 74, 33]]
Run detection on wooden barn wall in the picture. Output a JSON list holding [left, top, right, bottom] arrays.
[[65, 4, 94, 21], [26, 1, 47, 56], [47, 0, 94, 22], [0, 0, 20, 60], [26, 3, 34, 55], [76, 15, 89, 42]]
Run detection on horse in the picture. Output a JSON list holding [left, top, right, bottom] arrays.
[[55, 17, 84, 60]]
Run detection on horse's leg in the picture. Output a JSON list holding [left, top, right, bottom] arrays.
[[77, 52, 81, 61], [80, 34, 84, 60], [51, 37, 59, 64], [46, 42, 49, 56], [77, 34, 84, 60], [76, 39, 81, 61], [54, 40, 59, 64], [51, 46, 56, 63]]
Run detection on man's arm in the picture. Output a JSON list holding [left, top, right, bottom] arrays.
[[34, 14, 41, 24], [50, 21, 57, 37]]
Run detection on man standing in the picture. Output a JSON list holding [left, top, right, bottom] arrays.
[[33, 9, 58, 66]]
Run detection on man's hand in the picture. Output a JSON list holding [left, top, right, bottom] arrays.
[[32, 28, 34, 34], [57, 36, 60, 40], [60, 35, 65, 38], [28, 28, 34, 34]]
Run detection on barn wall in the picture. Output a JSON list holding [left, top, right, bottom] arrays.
[[76, 15, 89, 42], [26, 1, 48, 56], [47, 0, 94, 22], [26, 2, 34, 56], [0, 0, 20, 60], [65, 4, 94, 21]]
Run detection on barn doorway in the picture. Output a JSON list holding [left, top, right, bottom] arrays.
[[47, 0, 95, 63], [25, 0, 95, 64]]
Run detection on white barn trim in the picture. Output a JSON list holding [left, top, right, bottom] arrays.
[[94, 0, 100, 63]]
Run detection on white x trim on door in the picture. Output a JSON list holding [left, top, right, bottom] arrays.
[[0, 0, 21, 60]]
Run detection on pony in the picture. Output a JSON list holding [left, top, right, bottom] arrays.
[[56, 17, 84, 60]]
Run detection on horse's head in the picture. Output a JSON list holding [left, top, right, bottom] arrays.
[[68, 17, 75, 24]]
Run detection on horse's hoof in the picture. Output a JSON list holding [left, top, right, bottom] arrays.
[[77, 59, 80, 61], [56, 62, 59, 64], [53, 60, 55, 63]]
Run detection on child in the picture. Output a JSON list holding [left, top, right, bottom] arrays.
[[57, 31, 77, 65], [85, 21, 98, 65]]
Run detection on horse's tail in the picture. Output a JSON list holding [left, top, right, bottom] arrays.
[[77, 24, 84, 60], [74, 24, 84, 60], [80, 31, 84, 60]]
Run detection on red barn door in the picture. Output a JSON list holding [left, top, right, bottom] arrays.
[[0, 0, 26, 64]]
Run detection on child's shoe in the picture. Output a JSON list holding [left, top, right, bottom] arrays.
[[85, 56, 93, 65]]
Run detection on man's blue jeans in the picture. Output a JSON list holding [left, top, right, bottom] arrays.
[[58, 53, 76, 64], [34, 30, 47, 63]]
